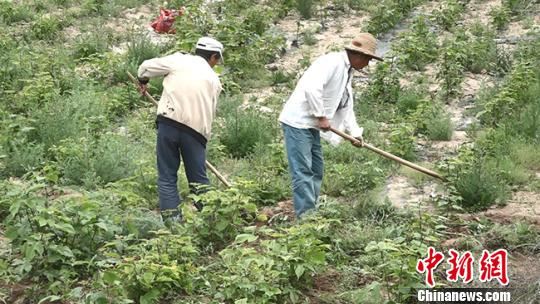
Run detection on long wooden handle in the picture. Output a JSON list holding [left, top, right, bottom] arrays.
[[127, 71, 158, 106], [329, 127, 446, 181], [126, 71, 232, 188], [205, 161, 232, 188]]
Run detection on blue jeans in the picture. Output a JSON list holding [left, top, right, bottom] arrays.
[[156, 122, 209, 214], [282, 123, 323, 217]]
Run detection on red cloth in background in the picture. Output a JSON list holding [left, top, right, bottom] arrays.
[[151, 7, 184, 34]]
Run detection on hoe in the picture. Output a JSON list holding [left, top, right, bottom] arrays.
[[329, 127, 446, 181]]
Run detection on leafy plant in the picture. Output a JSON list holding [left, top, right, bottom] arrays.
[[432, 0, 465, 31], [219, 104, 277, 158], [489, 6, 511, 30], [437, 37, 467, 102], [477, 61, 536, 127], [463, 24, 498, 73], [296, 0, 315, 19], [395, 15, 438, 71], [388, 123, 416, 160], [215, 221, 330, 303], [445, 147, 510, 211], [365, 1, 402, 35], [30, 15, 63, 40], [102, 231, 200, 303], [186, 186, 258, 250], [361, 60, 401, 104], [2, 181, 122, 289], [0, 1, 33, 24]]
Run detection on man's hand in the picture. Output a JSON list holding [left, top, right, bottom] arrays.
[[351, 135, 363, 147], [138, 83, 148, 96], [317, 117, 331, 131]]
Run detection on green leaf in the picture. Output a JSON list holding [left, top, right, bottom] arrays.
[[140, 289, 160, 304], [38, 295, 62, 304], [234, 234, 258, 244], [142, 272, 155, 285], [96, 222, 109, 231], [295, 265, 305, 279], [102, 271, 121, 284], [216, 221, 228, 231], [4, 227, 18, 240]]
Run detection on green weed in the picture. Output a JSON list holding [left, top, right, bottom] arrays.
[[464, 25, 498, 73], [425, 112, 454, 141], [219, 104, 277, 158], [296, 0, 314, 19], [388, 123, 417, 161], [0, 1, 33, 24], [447, 148, 510, 211], [361, 60, 401, 104], [303, 29, 317, 45], [397, 87, 426, 114], [395, 15, 438, 71], [432, 0, 465, 31], [30, 15, 63, 40], [437, 37, 467, 102], [490, 6, 511, 30], [484, 222, 540, 252]]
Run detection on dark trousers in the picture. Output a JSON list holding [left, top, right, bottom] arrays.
[[156, 122, 209, 212]]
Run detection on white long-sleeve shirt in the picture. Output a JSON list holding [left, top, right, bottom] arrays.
[[279, 51, 363, 145], [138, 52, 222, 140]]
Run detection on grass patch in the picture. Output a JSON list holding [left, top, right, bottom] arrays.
[[425, 112, 454, 141]]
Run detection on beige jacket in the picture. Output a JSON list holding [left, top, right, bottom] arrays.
[[138, 52, 222, 139]]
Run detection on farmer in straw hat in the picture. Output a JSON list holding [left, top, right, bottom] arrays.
[[279, 33, 383, 218]]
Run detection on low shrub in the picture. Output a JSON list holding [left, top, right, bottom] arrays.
[[388, 123, 417, 161], [50, 133, 144, 188], [489, 6, 511, 30], [0, 1, 33, 24], [185, 186, 258, 250], [30, 15, 63, 40], [432, 0, 465, 31], [214, 220, 330, 303], [425, 111, 454, 141], [219, 106, 277, 158], [296, 0, 314, 19], [33, 87, 109, 151], [447, 148, 510, 211], [395, 15, 438, 71], [360, 61, 401, 104]]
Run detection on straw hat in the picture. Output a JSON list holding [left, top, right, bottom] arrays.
[[345, 33, 383, 61]]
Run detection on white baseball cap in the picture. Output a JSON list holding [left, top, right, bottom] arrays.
[[196, 37, 224, 62]]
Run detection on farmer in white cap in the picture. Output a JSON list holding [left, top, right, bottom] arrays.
[[137, 36, 223, 223], [279, 33, 383, 218]]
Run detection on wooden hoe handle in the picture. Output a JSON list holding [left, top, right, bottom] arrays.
[[329, 127, 446, 181]]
